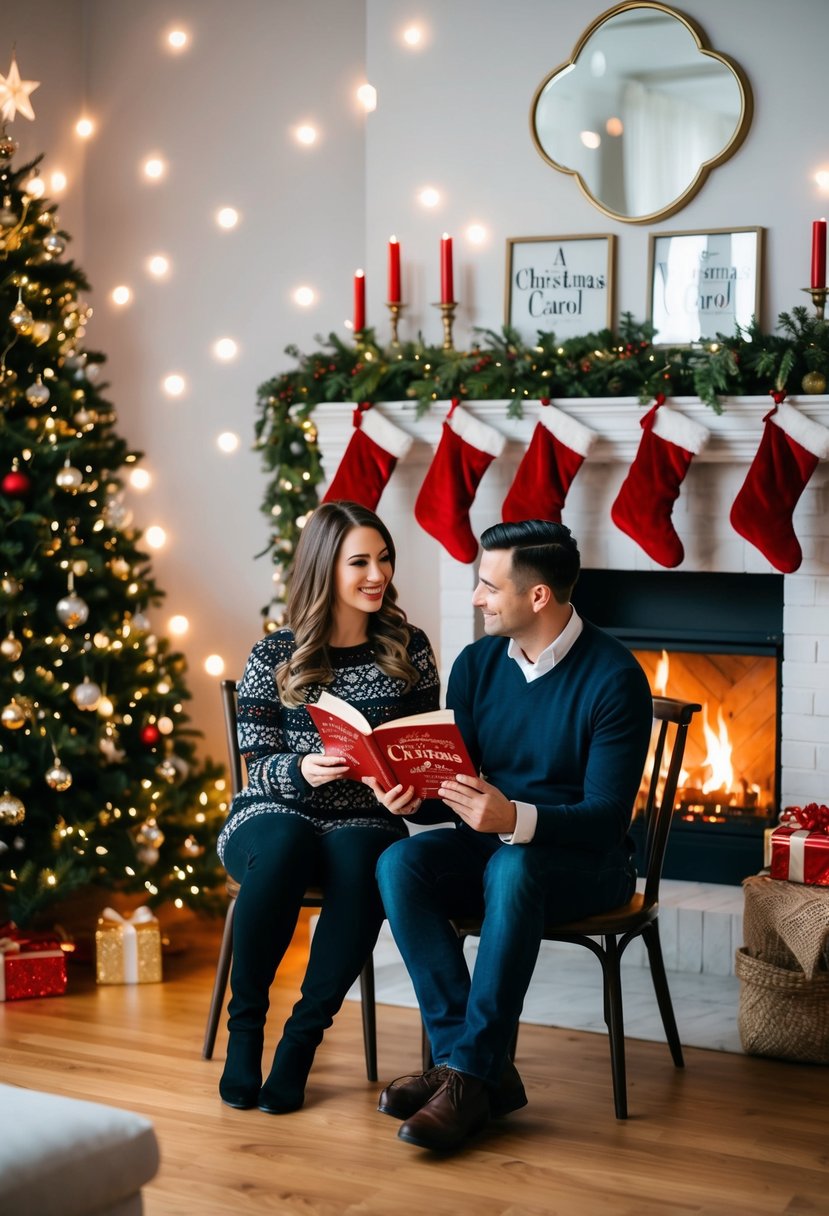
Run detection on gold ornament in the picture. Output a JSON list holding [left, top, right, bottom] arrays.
[[45, 762, 72, 791], [56, 462, 83, 491], [1, 576, 22, 596], [109, 557, 131, 580], [801, 370, 827, 395], [9, 298, 34, 335], [1, 701, 26, 730], [71, 678, 102, 711], [0, 133, 18, 160], [182, 834, 204, 858], [1, 632, 23, 661], [135, 819, 165, 847], [0, 791, 25, 825]]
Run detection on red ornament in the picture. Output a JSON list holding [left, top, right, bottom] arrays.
[[1, 470, 32, 497], [140, 723, 161, 747]]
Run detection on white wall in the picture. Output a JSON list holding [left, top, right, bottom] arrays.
[[4, 0, 828, 760]]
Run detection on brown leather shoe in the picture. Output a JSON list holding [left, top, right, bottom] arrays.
[[397, 1070, 490, 1151], [377, 1064, 450, 1120]]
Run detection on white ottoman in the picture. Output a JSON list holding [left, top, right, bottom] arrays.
[[0, 1084, 160, 1216]]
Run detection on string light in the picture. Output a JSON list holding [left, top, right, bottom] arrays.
[[815, 170, 829, 191], [216, 207, 239, 229], [217, 431, 240, 453], [293, 285, 316, 307], [129, 468, 151, 490], [402, 25, 424, 47], [466, 223, 488, 245], [165, 28, 190, 51], [147, 254, 170, 278], [356, 83, 377, 112], [294, 124, 318, 146], [145, 525, 167, 549], [418, 186, 440, 208], [142, 156, 167, 181], [204, 654, 225, 677], [162, 373, 186, 397], [111, 285, 132, 306], [50, 170, 67, 193], [168, 615, 189, 636], [212, 337, 238, 361], [75, 117, 95, 139]]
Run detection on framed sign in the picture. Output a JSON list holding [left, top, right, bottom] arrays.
[[648, 226, 763, 345], [505, 234, 615, 342]]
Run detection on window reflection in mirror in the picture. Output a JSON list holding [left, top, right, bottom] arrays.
[[531, 3, 752, 223]]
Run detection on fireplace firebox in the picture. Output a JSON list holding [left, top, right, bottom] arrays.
[[572, 570, 784, 885]]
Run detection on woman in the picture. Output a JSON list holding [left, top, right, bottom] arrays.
[[216, 500, 439, 1114]]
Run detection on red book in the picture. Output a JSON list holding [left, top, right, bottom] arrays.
[[307, 691, 476, 798]]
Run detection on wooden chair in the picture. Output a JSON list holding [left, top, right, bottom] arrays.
[[433, 695, 701, 1119], [202, 678, 378, 1080]]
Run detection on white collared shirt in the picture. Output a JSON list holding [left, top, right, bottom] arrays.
[[500, 606, 583, 845]]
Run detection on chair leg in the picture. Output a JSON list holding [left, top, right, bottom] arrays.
[[602, 935, 628, 1120], [642, 920, 684, 1068], [359, 956, 378, 1082], [202, 898, 236, 1060]]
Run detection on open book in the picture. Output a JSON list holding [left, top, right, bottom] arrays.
[[306, 691, 477, 798]]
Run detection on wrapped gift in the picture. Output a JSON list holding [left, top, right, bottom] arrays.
[[95, 906, 162, 984], [769, 804, 829, 887], [0, 923, 68, 1002]]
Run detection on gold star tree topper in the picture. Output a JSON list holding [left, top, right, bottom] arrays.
[[0, 54, 40, 122]]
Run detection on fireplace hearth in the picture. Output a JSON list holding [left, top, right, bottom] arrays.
[[573, 569, 783, 885]]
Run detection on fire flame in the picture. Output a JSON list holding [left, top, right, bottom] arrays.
[[700, 703, 734, 794], [654, 649, 670, 696]]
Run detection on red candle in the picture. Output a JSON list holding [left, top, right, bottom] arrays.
[[811, 218, 827, 289], [440, 233, 454, 303], [353, 269, 365, 332], [388, 236, 401, 303]]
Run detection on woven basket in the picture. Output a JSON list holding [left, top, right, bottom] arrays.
[[735, 947, 829, 1064]]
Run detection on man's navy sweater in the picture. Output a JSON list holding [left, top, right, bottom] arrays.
[[446, 620, 653, 852]]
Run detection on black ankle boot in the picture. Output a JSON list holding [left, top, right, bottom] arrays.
[[219, 1030, 264, 1109], [258, 1034, 321, 1115]]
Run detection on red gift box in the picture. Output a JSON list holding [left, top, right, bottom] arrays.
[[0, 922, 68, 1002], [769, 804, 829, 887]]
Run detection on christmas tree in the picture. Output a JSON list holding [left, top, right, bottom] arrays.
[[0, 65, 226, 928]]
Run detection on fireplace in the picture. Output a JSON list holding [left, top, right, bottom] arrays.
[[572, 569, 783, 884]]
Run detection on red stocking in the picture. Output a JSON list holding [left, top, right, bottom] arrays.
[[502, 401, 597, 523], [414, 402, 506, 563], [611, 396, 710, 567], [322, 403, 412, 510], [730, 395, 829, 573]]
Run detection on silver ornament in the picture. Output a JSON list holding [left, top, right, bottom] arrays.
[[9, 301, 34, 335], [104, 498, 132, 529], [56, 463, 83, 491], [71, 678, 102, 711], [1, 633, 23, 661], [0, 791, 25, 825], [155, 758, 179, 783], [56, 592, 89, 628], [130, 611, 151, 633], [137, 845, 159, 865], [43, 233, 65, 256], [25, 378, 51, 406], [136, 820, 165, 847], [45, 762, 73, 791]]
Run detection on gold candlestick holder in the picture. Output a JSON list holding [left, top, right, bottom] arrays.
[[386, 301, 404, 346], [434, 301, 457, 350], [802, 285, 828, 320]]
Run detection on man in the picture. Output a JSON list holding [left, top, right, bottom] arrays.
[[374, 520, 653, 1151]]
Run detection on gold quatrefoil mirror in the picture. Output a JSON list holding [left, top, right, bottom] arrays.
[[531, 2, 753, 224]]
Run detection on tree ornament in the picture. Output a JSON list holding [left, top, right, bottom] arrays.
[[25, 375, 50, 406], [71, 677, 102, 711], [156, 715, 175, 735], [155, 757, 179, 783], [0, 132, 18, 160], [43, 231, 65, 257], [104, 497, 132, 529], [0, 54, 40, 122], [1, 632, 22, 661], [130, 610, 151, 633], [1, 701, 26, 730], [1, 469, 32, 497], [56, 460, 83, 490], [109, 557, 131, 580], [322, 403, 413, 511], [0, 791, 25, 826], [30, 319, 52, 345], [74, 406, 96, 428], [56, 591, 89, 628], [45, 761, 72, 791], [414, 402, 507, 563], [140, 723, 161, 747], [9, 292, 34, 335], [1, 575, 22, 596], [610, 397, 710, 568], [182, 835, 204, 858], [801, 370, 827, 394], [137, 846, 159, 866], [135, 819, 164, 846]]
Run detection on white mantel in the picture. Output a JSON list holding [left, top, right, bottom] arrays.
[[315, 396, 829, 811]]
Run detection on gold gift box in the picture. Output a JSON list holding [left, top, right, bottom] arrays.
[[95, 906, 162, 984]]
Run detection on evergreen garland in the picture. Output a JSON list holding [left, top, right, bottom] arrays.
[[254, 310, 829, 620]]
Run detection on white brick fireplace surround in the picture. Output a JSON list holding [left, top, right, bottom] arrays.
[[316, 396, 829, 816]]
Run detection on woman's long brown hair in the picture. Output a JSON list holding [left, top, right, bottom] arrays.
[[276, 500, 419, 706]]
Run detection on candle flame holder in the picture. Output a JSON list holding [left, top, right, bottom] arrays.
[[434, 301, 457, 351], [802, 286, 828, 320], [386, 302, 404, 346]]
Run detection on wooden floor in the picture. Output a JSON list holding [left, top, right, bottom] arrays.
[[1, 914, 826, 1216]]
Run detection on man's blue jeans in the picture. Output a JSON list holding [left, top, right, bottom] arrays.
[[376, 824, 635, 1087]]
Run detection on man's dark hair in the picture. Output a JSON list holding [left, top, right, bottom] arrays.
[[480, 520, 580, 604]]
